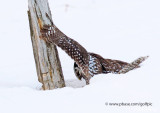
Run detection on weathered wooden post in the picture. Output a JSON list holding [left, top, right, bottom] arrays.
[[28, 0, 65, 90]]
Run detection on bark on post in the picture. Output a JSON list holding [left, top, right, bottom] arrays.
[[28, 0, 65, 90]]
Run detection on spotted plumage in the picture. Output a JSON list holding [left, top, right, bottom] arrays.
[[40, 24, 148, 85]]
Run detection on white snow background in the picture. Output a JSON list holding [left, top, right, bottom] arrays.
[[0, 0, 160, 113]]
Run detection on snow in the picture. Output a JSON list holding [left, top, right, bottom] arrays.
[[0, 0, 160, 113]]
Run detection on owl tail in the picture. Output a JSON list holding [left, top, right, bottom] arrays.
[[102, 56, 149, 74], [117, 56, 149, 74]]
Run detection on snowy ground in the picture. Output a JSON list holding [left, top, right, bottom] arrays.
[[0, 0, 160, 113]]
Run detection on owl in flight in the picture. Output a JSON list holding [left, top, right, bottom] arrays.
[[40, 24, 148, 85]]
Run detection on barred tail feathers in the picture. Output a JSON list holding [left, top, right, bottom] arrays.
[[101, 59, 129, 74], [118, 56, 149, 74]]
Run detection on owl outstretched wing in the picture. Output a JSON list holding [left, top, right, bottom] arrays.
[[41, 25, 148, 85]]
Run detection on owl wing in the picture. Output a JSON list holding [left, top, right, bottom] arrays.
[[41, 25, 92, 84]]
